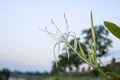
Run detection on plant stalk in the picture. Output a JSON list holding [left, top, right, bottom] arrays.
[[96, 67, 108, 80]]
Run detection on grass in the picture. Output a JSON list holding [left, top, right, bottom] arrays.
[[39, 75, 103, 80]]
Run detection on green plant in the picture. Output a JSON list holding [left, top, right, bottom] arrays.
[[82, 25, 112, 57], [42, 12, 109, 79], [104, 21, 120, 39], [104, 21, 120, 79]]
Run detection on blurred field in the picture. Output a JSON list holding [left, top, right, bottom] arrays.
[[39, 76, 102, 80], [3, 62, 120, 80]]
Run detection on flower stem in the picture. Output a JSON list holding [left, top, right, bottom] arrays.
[[66, 41, 96, 68], [66, 41, 108, 80], [96, 67, 108, 80]]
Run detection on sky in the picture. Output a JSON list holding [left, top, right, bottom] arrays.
[[0, 0, 120, 72]]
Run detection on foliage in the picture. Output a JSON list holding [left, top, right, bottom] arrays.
[[42, 11, 110, 80], [42, 75, 102, 80], [82, 25, 112, 57], [58, 38, 85, 73], [51, 24, 112, 75], [0, 68, 10, 80], [104, 21, 120, 79], [106, 72, 120, 78], [104, 21, 120, 39]]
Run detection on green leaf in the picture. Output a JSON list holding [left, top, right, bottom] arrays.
[[90, 11, 97, 63], [104, 21, 120, 39], [106, 72, 120, 78]]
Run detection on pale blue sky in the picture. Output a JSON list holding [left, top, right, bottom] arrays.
[[0, 0, 120, 72]]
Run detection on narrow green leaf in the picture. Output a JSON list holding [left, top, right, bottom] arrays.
[[90, 43, 96, 62], [87, 50, 92, 62], [90, 11, 97, 62], [77, 40, 85, 57], [66, 45, 70, 60], [104, 21, 120, 39], [106, 72, 120, 78]]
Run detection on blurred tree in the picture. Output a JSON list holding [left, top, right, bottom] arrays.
[[0, 68, 10, 80], [59, 54, 68, 73], [51, 61, 65, 75], [58, 38, 86, 73], [51, 38, 86, 74], [82, 25, 112, 57], [67, 38, 86, 73], [51, 61, 59, 74], [51, 25, 112, 74]]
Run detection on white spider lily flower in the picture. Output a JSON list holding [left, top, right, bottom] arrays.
[[58, 32, 68, 42], [41, 14, 78, 65]]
